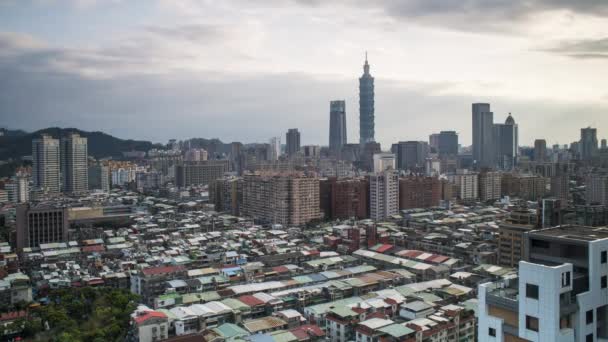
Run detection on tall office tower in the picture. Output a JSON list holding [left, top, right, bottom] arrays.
[[429, 133, 440, 152], [472, 103, 495, 168], [602, 139, 608, 149], [329, 100, 347, 156], [533, 139, 547, 162], [32, 134, 60, 194], [269, 137, 281, 161], [580, 127, 598, 160], [398, 176, 441, 209], [478, 225, 608, 342], [438, 131, 458, 156], [361, 142, 381, 172], [369, 170, 399, 221], [241, 173, 321, 226], [395, 141, 429, 171], [16, 204, 69, 251], [230, 142, 244, 175], [6, 175, 29, 203], [494, 113, 518, 170], [60, 133, 88, 194], [373, 153, 395, 173], [478, 171, 501, 202], [586, 174, 608, 205], [303, 145, 321, 158], [286, 128, 301, 157], [550, 174, 569, 207], [359, 54, 375, 144]]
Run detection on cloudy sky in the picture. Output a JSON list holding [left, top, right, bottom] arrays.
[[1, 0, 608, 148]]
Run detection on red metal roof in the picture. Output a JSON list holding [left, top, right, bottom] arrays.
[[238, 295, 265, 307], [134, 311, 167, 324], [0, 311, 26, 322], [290, 325, 325, 340], [142, 265, 185, 276], [272, 266, 289, 273], [82, 245, 105, 253], [375, 244, 394, 253]]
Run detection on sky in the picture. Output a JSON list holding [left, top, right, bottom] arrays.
[[1, 0, 608, 148]]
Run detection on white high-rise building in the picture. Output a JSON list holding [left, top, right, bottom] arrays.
[[448, 170, 479, 201], [369, 170, 399, 221], [6, 175, 29, 203], [478, 225, 608, 342], [32, 134, 60, 194], [269, 137, 281, 161], [373, 153, 396, 173], [61, 133, 88, 194]]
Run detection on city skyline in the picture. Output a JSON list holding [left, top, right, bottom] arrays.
[[1, 1, 608, 148]]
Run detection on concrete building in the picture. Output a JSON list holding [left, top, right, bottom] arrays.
[[16, 204, 69, 252], [286, 129, 301, 157], [60, 133, 88, 194], [241, 173, 321, 226], [329, 100, 347, 156], [551, 174, 570, 207], [586, 174, 608, 206], [429, 133, 440, 152], [320, 177, 368, 220], [210, 176, 243, 216], [372, 153, 395, 173], [269, 137, 281, 161], [501, 173, 548, 201], [6, 175, 29, 203], [394, 141, 429, 171], [303, 145, 321, 158], [175, 160, 230, 188], [359, 54, 375, 144], [369, 170, 399, 221], [478, 225, 608, 342], [479, 171, 501, 202], [32, 134, 60, 194], [498, 223, 534, 267], [132, 309, 169, 342], [534, 139, 547, 162], [448, 171, 479, 201], [472, 103, 495, 169], [88, 164, 110, 192], [184, 148, 208, 162], [398, 176, 441, 209]]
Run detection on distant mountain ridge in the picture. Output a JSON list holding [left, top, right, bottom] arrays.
[[0, 127, 163, 160]]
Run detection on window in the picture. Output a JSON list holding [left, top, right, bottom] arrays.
[[488, 328, 496, 337], [562, 272, 571, 287], [587, 310, 594, 325], [602, 276, 607, 289], [602, 251, 607, 264], [587, 333, 594, 342], [526, 316, 539, 332], [526, 283, 539, 299]]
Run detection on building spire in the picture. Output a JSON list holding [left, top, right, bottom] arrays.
[[363, 51, 370, 74]]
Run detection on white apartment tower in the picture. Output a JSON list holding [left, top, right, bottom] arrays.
[[61, 133, 88, 194], [32, 134, 60, 194], [369, 170, 399, 221]]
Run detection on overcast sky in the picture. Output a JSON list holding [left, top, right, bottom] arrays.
[[1, 0, 608, 148]]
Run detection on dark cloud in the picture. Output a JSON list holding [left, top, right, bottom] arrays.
[[544, 38, 608, 59]]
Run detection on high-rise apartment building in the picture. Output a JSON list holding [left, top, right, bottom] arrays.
[[286, 128, 301, 157], [209, 176, 243, 216], [320, 177, 368, 220], [175, 160, 230, 188], [241, 173, 321, 226], [61, 133, 88, 194], [269, 137, 281, 161], [398, 176, 441, 209], [395, 141, 429, 171], [369, 170, 399, 221], [580, 127, 598, 161], [501, 173, 548, 201], [438, 131, 458, 156], [479, 225, 608, 342], [472, 103, 495, 168], [6, 175, 29, 203], [586, 174, 608, 205], [429, 133, 440, 152], [373, 153, 396, 173], [494, 113, 518, 170], [479, 171, 501, 202], [448, 171, 479, 201], [303, 145, 321, 158], [329, 100, 347, 155], [32, 134, 60, 194], [534, 139, 547, 162], [359, 54, 375, 144], [16, 204, 69, 251], [497, 223, 534, 267]]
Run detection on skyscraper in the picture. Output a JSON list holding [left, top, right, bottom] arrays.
[[61, 133, 88, 194], [494, 113, 518, 170], [329, 100, 347, 155], [269, 137, 281, 161], [359, 53, 375, 144], [580, 127, 598, 161], [438, 131, 458, 156], [395, 141, 429, 171], [286, 128, 301, 157], [533, 139, 547, 162], [32, 134, 60, 194], [472, 103, 495, 169]]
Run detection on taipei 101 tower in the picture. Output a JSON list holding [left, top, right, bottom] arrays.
[[359, 52, 375, 144]]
